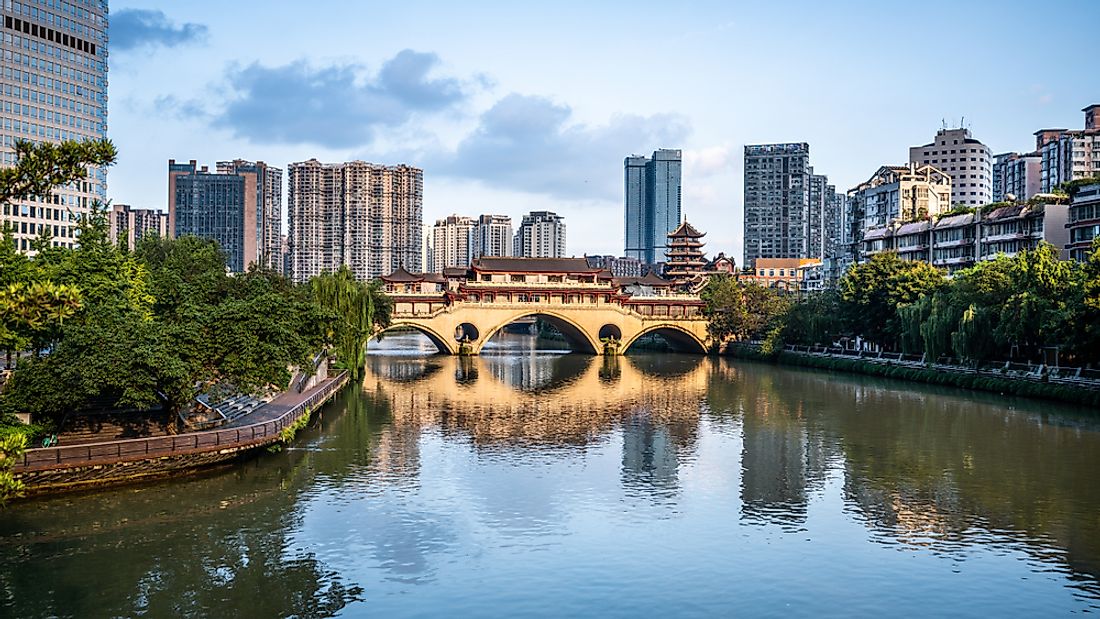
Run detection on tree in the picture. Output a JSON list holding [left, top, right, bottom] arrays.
[[701, 275, 791, 345], [783, 289, 844, 347], [996, 242, 1079, 360], [311, 267, 391, 378], [1065, 237, 1100, 364], [0, 434, 27, 505], [0, 139, 116, 204], [838, 252, 945, 350]]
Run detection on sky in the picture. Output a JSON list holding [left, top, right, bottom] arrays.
[[107, 0, 1100, 264]]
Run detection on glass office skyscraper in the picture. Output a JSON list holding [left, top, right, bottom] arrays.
[[624, 149, 682, 265], [1, 0, 109, 253]]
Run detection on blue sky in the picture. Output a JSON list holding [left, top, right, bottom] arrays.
[[107, 0, 1100, 262]]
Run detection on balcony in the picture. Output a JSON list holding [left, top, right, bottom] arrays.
[[981, 231, 1031, 243], [932, 237, 974, 249]]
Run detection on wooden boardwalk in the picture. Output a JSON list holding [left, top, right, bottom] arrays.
[[15, 371, 350, 474]]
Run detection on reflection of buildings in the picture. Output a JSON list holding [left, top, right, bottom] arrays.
[[621, 414, 696, 493], [740, 409, 809, 525]]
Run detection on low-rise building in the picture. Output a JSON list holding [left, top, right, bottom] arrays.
[[1067, 183, 1100, 261], [980, 202, 1068, 260], [931, 213, 977, 273], [893, 221, 932, 263], [740, 258, 822, 292]]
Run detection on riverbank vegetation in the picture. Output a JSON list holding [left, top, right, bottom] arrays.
[[0, 140, 391, 449], [703, 239, 1100, 368]]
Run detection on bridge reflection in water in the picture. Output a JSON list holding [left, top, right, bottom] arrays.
[[5, 333, 1100, 617], [359, 334, 1100, 602], [363, 346, 707, 449]]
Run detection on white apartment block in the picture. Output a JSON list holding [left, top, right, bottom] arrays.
[[287, 159, 422, 283], [514, 211, 566, 258], [909, 127, 992, 206], [475, 214, 513, 258], [430, 214, 476, 273]]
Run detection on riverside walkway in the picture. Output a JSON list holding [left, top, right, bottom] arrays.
[[14, 371, 350, 484]]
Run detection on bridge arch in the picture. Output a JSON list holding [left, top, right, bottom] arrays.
[[474, 310, 601, 355], [621, 323, 708, 355], [379, 321, 457, 355]]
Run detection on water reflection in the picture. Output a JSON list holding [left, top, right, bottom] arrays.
[[3, 334, 1100, 616]]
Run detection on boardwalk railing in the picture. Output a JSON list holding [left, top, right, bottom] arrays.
[[15, 371, 350, 473]]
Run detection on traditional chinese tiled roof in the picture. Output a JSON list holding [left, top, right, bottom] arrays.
[[667, 220, 705, 239], [380, 266, 424, 283], [470, 257, 601, 274]]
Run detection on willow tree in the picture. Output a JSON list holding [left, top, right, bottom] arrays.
[[310, 267, 392, 378]]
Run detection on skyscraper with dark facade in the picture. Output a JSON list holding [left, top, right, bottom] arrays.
[[1, 0, 109, 254], [167, 159, 282, 273], [217, 159, 283, 271], [624, 149, 682, 264]]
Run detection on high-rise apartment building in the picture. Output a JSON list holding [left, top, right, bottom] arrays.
[[287, 159, 422, 283], [1, 1, 109, 254], [475, 214, 513, 259], [1035, 105, 1100, 193], [909, 127, 992, 206], [168, 159, 282, 273], [823, 183, 846, 265], [743, 143, 812, 268], [109, 203, 168, 248], [624, 149, 682, 264], [217, 159, 283, 271], [429, 214, 475, 273], [514, 211, 566, 258], [992, 152, 1042, 202]]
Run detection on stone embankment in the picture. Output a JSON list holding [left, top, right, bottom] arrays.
[[725, 343, 1100, 407], [13, 371, 350, 495]]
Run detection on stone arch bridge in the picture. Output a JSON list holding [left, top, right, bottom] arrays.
[[377, 258, 712, 356]]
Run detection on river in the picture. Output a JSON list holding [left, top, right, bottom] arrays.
[[2, 332, 1099, 617]]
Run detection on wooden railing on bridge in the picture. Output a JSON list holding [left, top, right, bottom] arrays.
[[15, 371, 350, 473]]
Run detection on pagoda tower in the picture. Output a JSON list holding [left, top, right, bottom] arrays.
[[664, 221, 707, 286]]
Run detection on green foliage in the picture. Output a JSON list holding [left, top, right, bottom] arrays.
[[838, 252, 945, 350], [1057, 176, 1100, 197], [701, 275, 791, 345], [0, 213, 329, 424], [0, 138, 116, 205], [0, 433, 27, 505], [782, 289, 843, 347], [727, 240, 1100, 367], [310, 268, 391, 378]]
